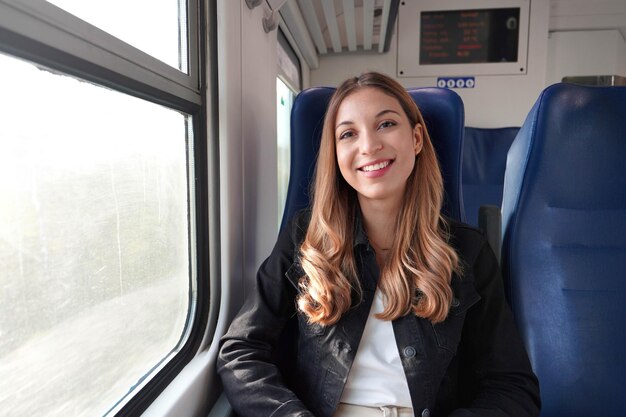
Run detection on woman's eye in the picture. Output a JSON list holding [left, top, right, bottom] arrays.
[[378, 120, 396, 130], [338, 130, 354, 140]]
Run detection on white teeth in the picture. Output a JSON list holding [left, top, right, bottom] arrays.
[[361, 160, 390, 172]]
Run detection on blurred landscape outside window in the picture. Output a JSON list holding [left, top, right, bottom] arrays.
[[0, 52, 194, 417]]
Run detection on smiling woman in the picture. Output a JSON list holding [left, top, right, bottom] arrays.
[[217, 72, 540, 417], [298, 72, 458, 326]]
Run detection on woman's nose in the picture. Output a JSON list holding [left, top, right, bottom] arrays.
[[360, 130, 383, 154]]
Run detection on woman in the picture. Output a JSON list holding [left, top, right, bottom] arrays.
[[217, 72, 540, 417]]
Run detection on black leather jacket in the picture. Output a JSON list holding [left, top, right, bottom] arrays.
[[217, 211, 540, 417]]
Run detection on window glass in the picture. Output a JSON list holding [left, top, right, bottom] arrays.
[[276, 29, 300, 227], [277, 78, 294, 226], [45, 0, 189, 72], [0, 52, 194, 416]]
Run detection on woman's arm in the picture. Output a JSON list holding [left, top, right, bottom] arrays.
[[450, 238, 541, 417], [217, 217, 315, 417]]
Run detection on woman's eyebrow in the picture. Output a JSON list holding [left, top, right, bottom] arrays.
[[376, 109, 401, 118], [335, 109, 401, 130], [335, 119, 353, 130]]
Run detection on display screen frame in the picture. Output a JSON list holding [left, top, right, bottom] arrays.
[[397, 0, 530, 77]]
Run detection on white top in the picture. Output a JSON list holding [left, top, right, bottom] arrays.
[[339, 288, 413, 407]]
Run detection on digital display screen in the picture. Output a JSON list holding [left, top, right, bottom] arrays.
[[420, 8, 520, 65]]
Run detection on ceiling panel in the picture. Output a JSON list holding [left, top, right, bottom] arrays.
[[296, 0, 400, 54]]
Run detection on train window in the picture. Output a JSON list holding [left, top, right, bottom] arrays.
[[0, 0, 207, 416], [45, 0, 189, 72], [277, 29, 301, 224], [277, 77, 295, 224], [0, 49, 195, 416]]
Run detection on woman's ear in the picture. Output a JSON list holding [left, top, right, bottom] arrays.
[[413, 123, 424, 155]]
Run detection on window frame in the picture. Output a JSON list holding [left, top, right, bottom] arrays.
[[0, 0, 201, 109], [277, 27, 302, 93], [0, 0, 210, 415]]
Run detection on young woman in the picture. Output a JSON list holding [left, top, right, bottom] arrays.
[[217, 72, 540, 417]]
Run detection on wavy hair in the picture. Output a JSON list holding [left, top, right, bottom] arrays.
[[297, 72, 461, 325]]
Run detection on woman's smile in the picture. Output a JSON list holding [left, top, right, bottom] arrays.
[[358, 159, 395, 177]]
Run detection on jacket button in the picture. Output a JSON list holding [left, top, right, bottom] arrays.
[[421, 409, 430, 417], [403, 346, 416, 358], [451, 297, 460, 307]]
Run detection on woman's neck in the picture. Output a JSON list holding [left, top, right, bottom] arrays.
[[359, 197, 400, 253]]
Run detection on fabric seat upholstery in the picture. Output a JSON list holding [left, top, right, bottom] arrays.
[[501, 83, 626, 416], [463, 126, 518, 226]]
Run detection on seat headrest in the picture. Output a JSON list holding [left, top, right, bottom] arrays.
[[281, 86, 465, 229]]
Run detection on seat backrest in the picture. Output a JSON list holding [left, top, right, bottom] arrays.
[[462, 126, 518, 226], [501, 83, 626, 416], [280, 86, 465, 229]]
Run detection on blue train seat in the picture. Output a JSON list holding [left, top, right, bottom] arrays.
[[501, 83, 626, 416], [280, 87, 465, 228], [462, 126, 519, 227]]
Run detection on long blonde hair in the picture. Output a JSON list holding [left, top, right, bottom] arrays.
[[298, 72, 460, 325]]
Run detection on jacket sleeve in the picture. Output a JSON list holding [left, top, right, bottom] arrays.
[[448, 238, 541, 417], [217, 217, 315, 417]]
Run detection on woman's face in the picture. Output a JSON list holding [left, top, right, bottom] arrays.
[[334, 87, 423, 209]]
